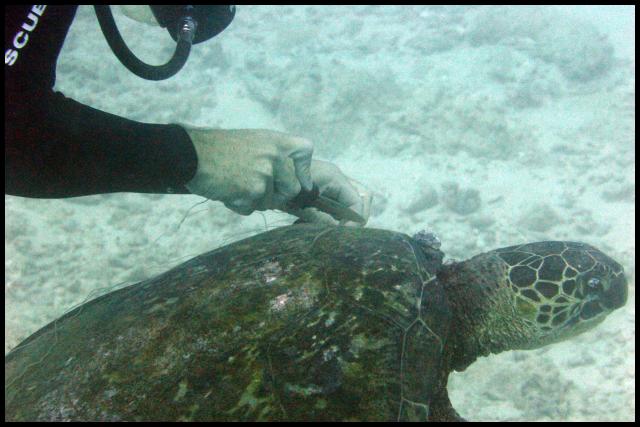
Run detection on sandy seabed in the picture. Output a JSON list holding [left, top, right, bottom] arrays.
[[5, 6, 635, 421]]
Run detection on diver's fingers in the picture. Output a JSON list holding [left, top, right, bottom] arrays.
[[318, 177, 370, 226], [286, 138, 314, 192], [273, 158, 302, 209], [286, 207, 338, 226], [347, 178, 372, 225]]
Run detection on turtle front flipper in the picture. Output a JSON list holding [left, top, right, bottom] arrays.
[[427, 389, 467, 422]]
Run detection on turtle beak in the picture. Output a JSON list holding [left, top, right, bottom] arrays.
[[602, 273, 628, 310]]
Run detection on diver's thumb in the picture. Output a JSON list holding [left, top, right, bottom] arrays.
[[289, 146, 314, 192]]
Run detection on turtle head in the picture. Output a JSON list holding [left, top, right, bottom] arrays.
[[441, 241, 627, 369], [494, 241, 627, 349]]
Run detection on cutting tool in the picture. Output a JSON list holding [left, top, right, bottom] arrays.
[[287, 184, 366, 224]]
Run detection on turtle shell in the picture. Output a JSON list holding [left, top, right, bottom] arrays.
[[5, 224, 450, 421]]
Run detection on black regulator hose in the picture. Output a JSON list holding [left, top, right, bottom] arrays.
[[94, 5, 195, 81]]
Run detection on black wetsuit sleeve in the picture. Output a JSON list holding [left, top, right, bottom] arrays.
[[5, 5, 198, 198]]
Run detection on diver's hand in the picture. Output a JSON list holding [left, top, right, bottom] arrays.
[[183, 127, 371, 225], [184, 128, 313, 215], [286, 160, 372, 226]]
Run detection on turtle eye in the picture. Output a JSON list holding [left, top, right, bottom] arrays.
[[585, 277, 604, 299], [587, 277, 601, 290]]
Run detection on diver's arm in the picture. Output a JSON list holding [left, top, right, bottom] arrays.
[[5, 5, 371, 225], [5, 90, 198, 198], [5, 5, 198, 198]]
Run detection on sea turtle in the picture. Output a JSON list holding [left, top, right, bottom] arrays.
[[5, 224, 627, 421]]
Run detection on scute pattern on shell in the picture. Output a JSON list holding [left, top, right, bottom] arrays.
[[5, 224, 449, 422]]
